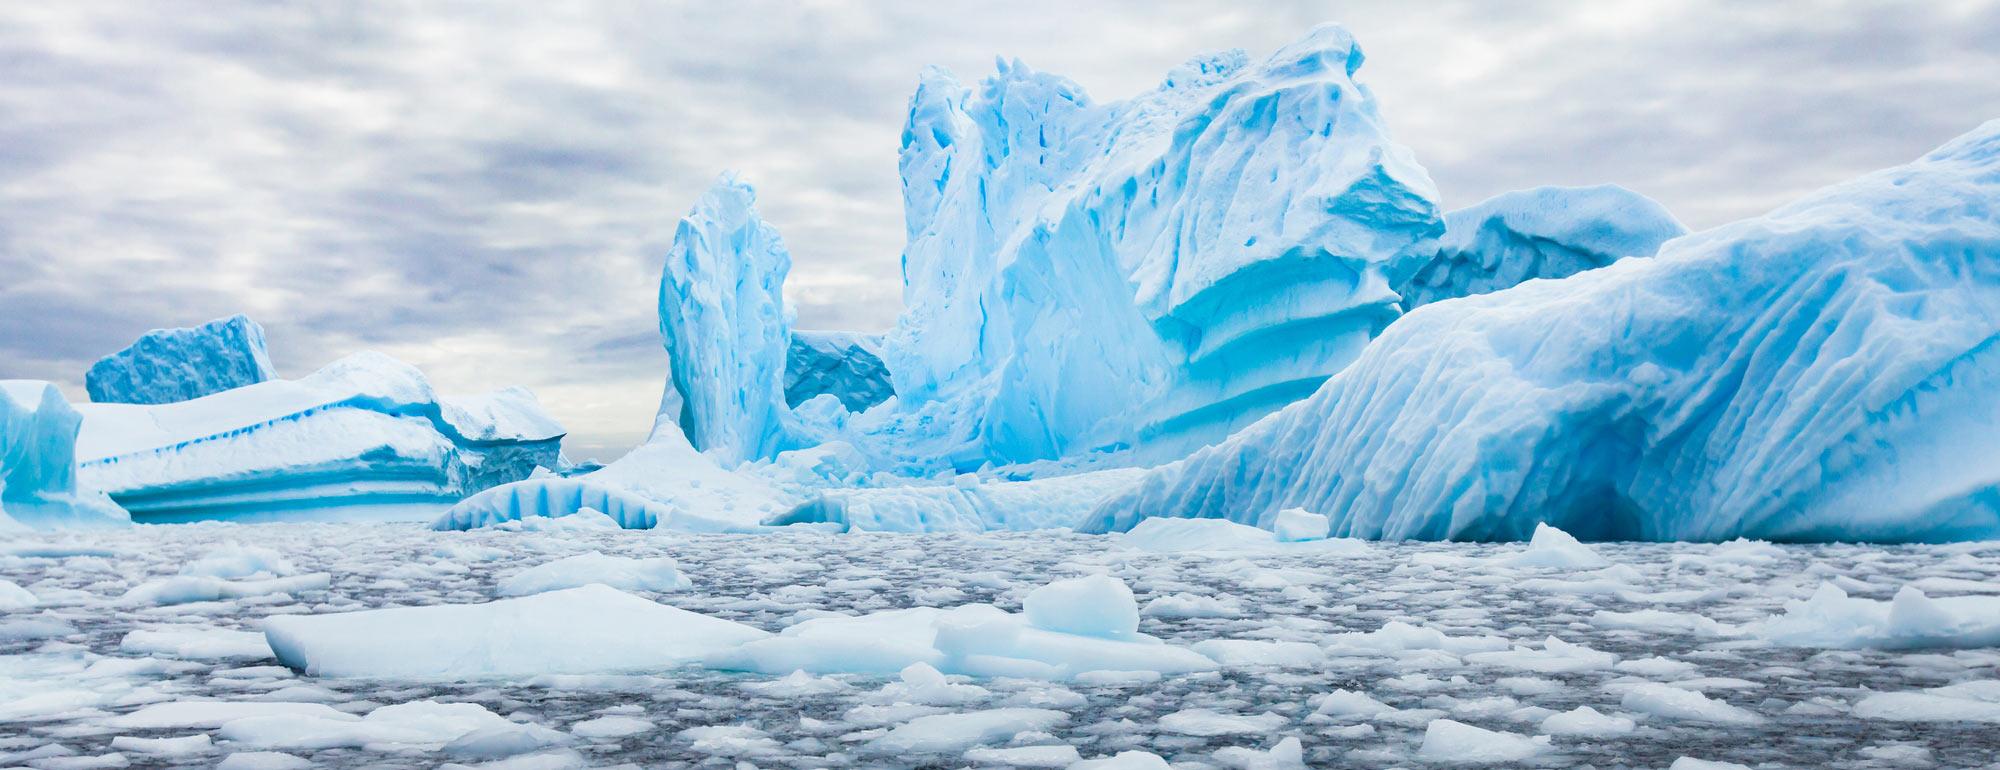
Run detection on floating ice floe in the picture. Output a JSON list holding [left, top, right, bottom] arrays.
[[494, 552, 690, 596], [263, 584, 769, 678], [1746, 582, 2000, 649]]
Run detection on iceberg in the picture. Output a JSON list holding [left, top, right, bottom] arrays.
[[1086, 120, 2000, 543], [785, 331, 893, 412], [74, 351, 564, 523], [658, 173, 796, 466], [1392, 185, 1685, 310], [873, 24, 1441, 468], [770, 467, 1146, 532], [85, 314, 278, 405], [0, 381, 130, 529]]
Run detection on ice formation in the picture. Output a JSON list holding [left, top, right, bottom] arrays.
[[785, 331, 893, 411], [1392, 185, 1685, 309], [73, 352, 563, 523], [1087, 120, 2000, 543], [880, 23, 1441, 467], [658, 173, 796, 466], [85, 314, 278, 405], [770, 468, 1146, 532], [0, 381, 130, 529]]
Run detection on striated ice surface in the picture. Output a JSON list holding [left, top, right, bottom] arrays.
[[657, 174, 797, 466], [785, 331, 894, 412], [0, 523, 1996, 767], [1090, 120, 2000, 543], [1392, 184, 1686, 310], [72, 351, 564, 523], [86, 315, 278, 406]]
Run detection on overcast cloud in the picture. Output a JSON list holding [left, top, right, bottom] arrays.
[[3, 1, 1996, 457]]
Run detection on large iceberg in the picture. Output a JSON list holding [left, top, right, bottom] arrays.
[[74, 352, 564, 523], [658, 174, 797, 466], [0, 381, 130, 529], [1086, 120, 2000, 543], [1392, 185, 1686, 310], [86, 314, 278, 405], [785, 331, 893, 412], [879, 24, 1442, 468]]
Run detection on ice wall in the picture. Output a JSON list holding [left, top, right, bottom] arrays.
[[1086, 120, 2000, 543], [1393, 185, 1686, 310], [882, 24, 1443, 467], [86, 314, 278, 405], [658, 174, 797, 466], [786, 331, 893, 412], [0, 381, 130, 529]]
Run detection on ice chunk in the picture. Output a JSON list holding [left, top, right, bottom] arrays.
[[1089, 120, 2000, 543], [105, 701, 353, 729], [568, 715, 653, 739], [864, 708, 1067, 754], [1391, 185, 1685, 310], [1157, 708, 1287, 736], [86, 314, 277, 405], [74, 352, 562, 523], [657, 174, 796, 466], [1851, 680, 2000, 723], [120, 627, 273, 659], [962, 744, 1080, 767], [217, 700, 514, 751], [1312, 689, 1399, 719], [1271, 508, 1330, 542], [1539, 706, 1635, 736], [1117, 517, 1369, 555], [494, 552, 689, 597], [1212, 737, 1306, 770], [1499, 524, 1609, 569], [0, 381, 130, 529], [1747, 583, 2000, 649], [1069, 751, 1173, 770], [216, 751, 313, 770], [181, 545, 298, 579], [1619, 682, 1762, 725], [107, 734, 211, 756], [1669, 760, 1753, 770], [121, 574, 328, 606], [1416, 719, 1548, 763], [263, 584, 770, 678], [786, 331, 893, 412], [0, 579, 38, 610], [1023, 575, 1138, 639]]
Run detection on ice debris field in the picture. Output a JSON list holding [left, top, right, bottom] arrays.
[[3, 522, 2000, 769], [2, 19, 1999, 770]]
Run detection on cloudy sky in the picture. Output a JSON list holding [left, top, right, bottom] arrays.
[[3, 1, 1996, 458]]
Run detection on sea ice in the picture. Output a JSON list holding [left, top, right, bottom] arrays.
[[494, 552, 689, 596]]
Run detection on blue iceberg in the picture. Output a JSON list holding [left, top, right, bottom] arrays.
[[1085, 120, 2000, 543], [1392, 185, 1686, 310], [786, 331, 893, 413], [74, 352, 564, 523], [86, 314, 278, 405], [0, 381, 130, 530]]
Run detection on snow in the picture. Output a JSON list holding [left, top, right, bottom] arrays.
[[85, 314, 277, 406], [1391, 185, 1685, 310], [1090, 119, 2000, 543], [263, 584, 770, 678], [0, 381, 130, 529], [786, 331, 894, 412], [72, 352, 562, 524], [494, 552, 689, 596], [657, 173, 796, 466], [1747, 582, 2000, 649]]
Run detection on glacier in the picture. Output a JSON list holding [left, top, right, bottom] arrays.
[[785, 331, 893, 412], [86, 314, 278, 405], [1085, 120, 2000, 543], [0, 381, 130, 530], [878, 24, 1442, 468], [74, 351, 565, 523], [1392, 185, 1686, 310], [658, 173, 797, 467]]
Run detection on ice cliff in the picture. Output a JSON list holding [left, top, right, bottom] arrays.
[[883, 24, 1442, 467], [86, 315, 278, 405], [658, 174, 797, 466], [74, 352, 564, 523], [786, 331, 893, 412], [0, 382, 130, 529], [1393, 185, 1686, 310], [1085, 120, 2000, 543]]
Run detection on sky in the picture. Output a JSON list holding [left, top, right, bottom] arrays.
[[2, 1, 1997, 459]]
